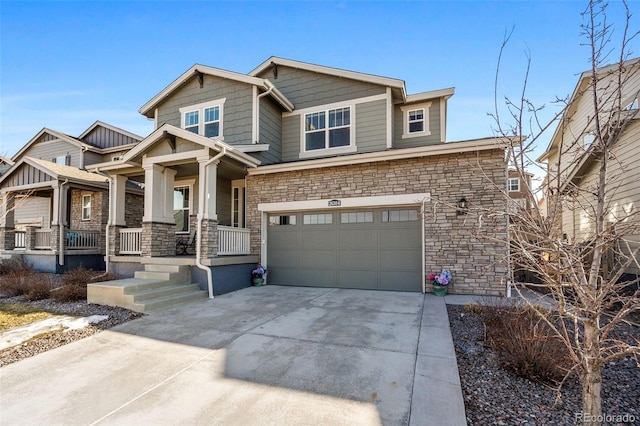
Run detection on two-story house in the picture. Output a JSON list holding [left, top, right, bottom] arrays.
[[86, 57, 508, 309], [537, 58, 640, 276], [0, 121, 143, 272]]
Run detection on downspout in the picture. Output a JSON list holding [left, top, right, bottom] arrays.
[[255, 82, 275, 144], [58, 179, 69, 266], [506, 159, 512, 297], [197, 147, 227, 298], [91, 169, 112, 274]]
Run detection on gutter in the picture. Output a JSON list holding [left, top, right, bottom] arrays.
[[58, 179, 69, 266], [197, 148, 227, 298]]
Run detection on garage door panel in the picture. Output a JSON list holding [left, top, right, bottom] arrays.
[[298, 269, 336, 287], [301, 230, 336, 249], [380, 249, 422, 269], [268, 232, 300, 249], [268, 268, 299, 286], [337, 229, 378, 247], [299, 250, 336, 268], [268, 250, 299, 268], [338, 249, 378, 268], [380, 228, 421, 248], [338, 270, 379, 289]]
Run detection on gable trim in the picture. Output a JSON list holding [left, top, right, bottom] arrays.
[[11, 128, 89, 162]]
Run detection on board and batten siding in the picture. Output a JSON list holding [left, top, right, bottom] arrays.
[[21, 139, 80, 168], [393, 98, 442, 149], [155, 74, 254, 146], [256, 65, 387, 110], [2, 164, 55, 188], [82, 127, 140, 149]]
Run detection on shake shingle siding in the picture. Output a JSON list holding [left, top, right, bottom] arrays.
[[155, 75, 254, 145]]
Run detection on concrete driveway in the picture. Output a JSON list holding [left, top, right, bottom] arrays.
[[0, 286, 466, 426]]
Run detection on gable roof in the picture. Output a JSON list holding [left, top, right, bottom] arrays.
[[78, 120, 144, 142], [0, 156, 109, 188], [250, 56, 408, 100], [11, 128, 97, 162], [537, 57, 640, 162], [139, 64, 293, 118]]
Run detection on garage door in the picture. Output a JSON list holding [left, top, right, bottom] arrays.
[[267, 208, 422, 291]]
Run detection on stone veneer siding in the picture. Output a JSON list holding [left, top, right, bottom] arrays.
[[246, 149, 508, 295], [141, 222, 175, 257], [0, 228, 15, 251], [70, 189, 108, 254], [199, 219, 218, 258]]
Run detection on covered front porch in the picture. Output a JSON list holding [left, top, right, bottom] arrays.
[[0, 157, 111, 272], [98, 124, 260, 266]]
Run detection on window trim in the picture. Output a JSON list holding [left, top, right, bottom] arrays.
[[173, 179, 194, 234], [179, 98, 226, 138], [299, 103, 356, 159], [401, 102, 431, 139], [81, 194, 91, 221], [508, 178, 520, 192]]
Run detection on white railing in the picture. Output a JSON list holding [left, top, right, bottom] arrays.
[[218, 225, 251, 255], [14, 231, 26, 249], [34, 229, 52, 249], [65, 230, 101, 249], [119, 228, 142, 255]]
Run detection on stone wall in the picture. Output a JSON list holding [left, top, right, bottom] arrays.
[[246, 149, 508, 295], [141, 222, 175, 257], [124, 193, 144, 228]]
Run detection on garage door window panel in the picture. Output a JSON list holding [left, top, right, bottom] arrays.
[[269, 215, 297, 226], [303, 213, 333, 225], [340, 211, 373, 224], [382, 209, 419, 222]]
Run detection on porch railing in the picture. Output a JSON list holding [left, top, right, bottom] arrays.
[[34, 229, 52, 249], [119, 228, 142, 255], [65, 230, 100, 250], [218, 225, 251, 255], [14, 231, 26, 249]]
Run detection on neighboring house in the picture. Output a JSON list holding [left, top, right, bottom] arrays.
[[88, 57, 508, 298], [537, 58, 640, 275], [0, 121, 143, 272], [507, 169, 534, 213]]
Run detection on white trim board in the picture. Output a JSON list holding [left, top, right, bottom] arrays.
[[258, 193, 431, 212]]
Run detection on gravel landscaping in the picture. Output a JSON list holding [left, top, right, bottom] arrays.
[[448, 304, 640, 425], [0, 295, 142, 367]]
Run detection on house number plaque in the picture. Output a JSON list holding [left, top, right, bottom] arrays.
[[328, 199, 341, 207]]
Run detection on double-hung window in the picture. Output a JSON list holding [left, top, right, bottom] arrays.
[[82, 195, 91, 221], [508, 178, 520, 192], [173, 186, 190, 233], [179, 98, 225, 138], [304, 106, 351, 151], [401, 102, 431, 138]]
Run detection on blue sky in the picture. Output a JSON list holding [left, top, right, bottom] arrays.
[[1, 0, 638, 176]]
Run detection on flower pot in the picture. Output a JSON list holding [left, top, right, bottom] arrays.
[[432, 285, 447, 296], [252, 277, 264, 287]]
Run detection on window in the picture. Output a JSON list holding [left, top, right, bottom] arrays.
[[53, 155, 69, 165], [81, 195, 91, 220], [179, 98, 225, 138], [401, 102, 431, 138], [304, 106, 351, 151], [303, 213, 333, 225], [269, 215, 297, 226], [508, 178, 520, 192], [173, 186, 190, 233], [341, 211, 373, 224], [583, 133, 595, 149], [626, 98, 638, 110], [231, 179, 245, 227], [382, 210, 419, 222]]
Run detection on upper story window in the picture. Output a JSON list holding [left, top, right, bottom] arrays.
[[304, 106, 351, 151], [508, 178, 520, 192], [52, 155, 69, 165], [401, 102, 431, 138], [179, 98, 225, 138], [583, 133, 595, 149]]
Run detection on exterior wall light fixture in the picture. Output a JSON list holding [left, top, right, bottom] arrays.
[[457, 197, 468, 215]]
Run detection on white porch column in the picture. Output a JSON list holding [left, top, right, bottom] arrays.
[[163, 168, 177, 221], [111, 174, 127, 226], [51, 183, 68, 226], [198, 157, 219, 221], [143, 164, 176, 223]]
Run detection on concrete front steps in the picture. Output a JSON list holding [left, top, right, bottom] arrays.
[[87, 264, 208, 313]]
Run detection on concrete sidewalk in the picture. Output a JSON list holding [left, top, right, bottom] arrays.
[[0, 286, 466, 426]]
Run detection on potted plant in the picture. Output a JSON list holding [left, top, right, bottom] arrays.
[[251, 264, 268, 286], [429, 269, 452, 296]]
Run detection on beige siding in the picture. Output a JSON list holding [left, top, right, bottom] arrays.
[[257, 65, 386, 110], [155, 74, 254, 145], [21, 139, 81, 168], [14, 196, 50, 229], [84, 151, 103, 167], [393, 98, 442, 148]]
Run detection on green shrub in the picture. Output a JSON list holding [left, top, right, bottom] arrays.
[[481, 299, 569, 384]]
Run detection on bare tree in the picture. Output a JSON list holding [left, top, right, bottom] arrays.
[[482, 1, 640, 424]]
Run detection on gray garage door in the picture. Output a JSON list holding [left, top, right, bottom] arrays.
[[267, 208, 422, 291]]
